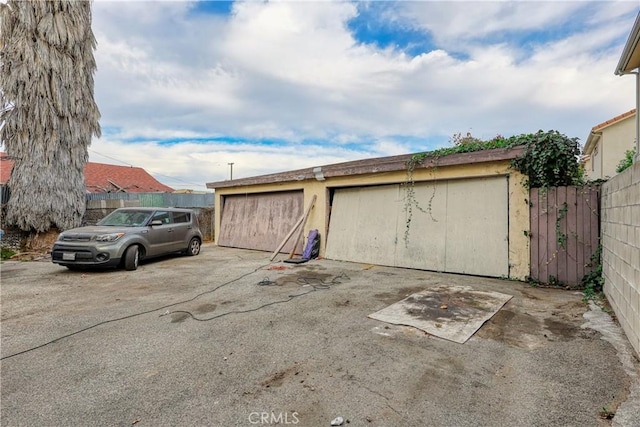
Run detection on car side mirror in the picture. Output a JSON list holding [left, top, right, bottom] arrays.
[[150, 220, 163, 226]]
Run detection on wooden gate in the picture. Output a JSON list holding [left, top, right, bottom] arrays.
[[529, 186, 600, 286]]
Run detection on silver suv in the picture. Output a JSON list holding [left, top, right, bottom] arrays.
[[52, 207, 203, 271]]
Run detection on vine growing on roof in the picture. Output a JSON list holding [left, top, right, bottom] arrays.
[[402, 130, 584, 244]]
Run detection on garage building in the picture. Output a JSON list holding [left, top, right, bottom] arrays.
[[206, 147, 530, 280]]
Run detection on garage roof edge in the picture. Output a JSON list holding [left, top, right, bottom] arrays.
[[206, 146, 525, 189]]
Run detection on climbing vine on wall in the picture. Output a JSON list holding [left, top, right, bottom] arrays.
[[402, 155, 437, 245], [402, 135, 520, 245], [403, 130, 584, 244]]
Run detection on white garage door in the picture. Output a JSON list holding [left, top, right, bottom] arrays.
[[325, 176, 509, 277]]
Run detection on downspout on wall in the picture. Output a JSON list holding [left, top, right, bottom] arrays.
[[591, 131, 603, 178]]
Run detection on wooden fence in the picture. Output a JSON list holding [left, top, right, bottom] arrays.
[[529, 186, 600, 286]]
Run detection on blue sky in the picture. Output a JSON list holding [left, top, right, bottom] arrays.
[[88, 0, 638, 191]]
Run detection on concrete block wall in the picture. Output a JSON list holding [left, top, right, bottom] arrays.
[[601, 160, 640, 357]]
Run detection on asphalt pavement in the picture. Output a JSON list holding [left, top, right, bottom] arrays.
[[1, 244, 639, 426]]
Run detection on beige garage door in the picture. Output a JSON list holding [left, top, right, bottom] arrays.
[[218, 191, 304, 253], [325, 176, 509, 277]]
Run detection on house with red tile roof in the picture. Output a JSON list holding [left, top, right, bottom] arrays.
[[582, 109, 636, 179], [0, 153, 174, 193], [84, 162, 174, 193]]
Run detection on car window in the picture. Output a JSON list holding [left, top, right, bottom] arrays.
[[130, 212, 151, 226], [98, 210, 152, 227], [152, 211, 172, 224], [173, 212, 190, 223]]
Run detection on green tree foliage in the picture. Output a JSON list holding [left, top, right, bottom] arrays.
[[615, 147, 636, 174], [0, 0, 101, 232]]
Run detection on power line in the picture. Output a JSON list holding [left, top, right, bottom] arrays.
[[88, 149, 135, 167]]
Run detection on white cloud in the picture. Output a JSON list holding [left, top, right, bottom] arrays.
[[84, 0, 638, 191], [89, 133, 378, 191]]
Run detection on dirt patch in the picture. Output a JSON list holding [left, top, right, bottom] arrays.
[[0, 265, 28, 279], [195, 303, 217, 314], [170, 313, 190, 323], [519, 287, 541, 300], [334, 299, 351, 308], [476, 309, 542, 348], [551, 300, 588, 319], [275, 272, 332, 286], [261, 365, 301, 389], [375, 271, 397, 276], [544, 318, 578, 340], [302, 264, 327, 271]]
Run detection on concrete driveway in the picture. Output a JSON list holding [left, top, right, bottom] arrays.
[[1, 244, 638, 426]]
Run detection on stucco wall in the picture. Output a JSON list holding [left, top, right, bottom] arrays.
[[214, 160, 530, 280], [598, 115, 636, 179], [602, 160, 640, 357]]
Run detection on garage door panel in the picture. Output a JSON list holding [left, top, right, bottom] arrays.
[[394, 181, 447, 271], [326, 176, 509, 278], [326, 185, 400, 266], [219, 192, 303, 252], [444, 177, 508, 276]]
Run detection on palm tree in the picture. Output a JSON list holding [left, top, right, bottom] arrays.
[[0, 0, 101, 232]]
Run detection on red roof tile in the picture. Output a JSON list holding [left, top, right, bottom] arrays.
[[0, 153, 12, 185], [84, 162, 174, 193], [0, 153, 174, 193], [591, 108, 636, 132]]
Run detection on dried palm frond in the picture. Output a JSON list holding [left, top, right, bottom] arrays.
[[1, 0, 101, 232]]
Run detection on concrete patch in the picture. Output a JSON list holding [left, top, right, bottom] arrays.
[[582, 302, 640, 426], [368, 285, 512, 343]]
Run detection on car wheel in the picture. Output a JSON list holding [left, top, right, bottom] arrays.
[[124, 245, 139, 271], [186, 238, 201, 256]]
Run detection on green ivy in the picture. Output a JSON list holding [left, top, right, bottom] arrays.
[[555, 202, 568, 249], [405, 130, 583, 189], [402, 129, 584, 244], [616, 147, 636, 173], [1, 246, 16, 260], [510, 130, 583, 188], [581, 244, 604, 300], [410, 136, 522, 161]]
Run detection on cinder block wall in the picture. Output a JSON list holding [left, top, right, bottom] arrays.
[[601, 161, 640, 357]]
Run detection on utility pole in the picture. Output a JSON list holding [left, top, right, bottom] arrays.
[[228, 162, 234, 180]]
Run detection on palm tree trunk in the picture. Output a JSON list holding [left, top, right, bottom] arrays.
[[0, 0, 101, 232]]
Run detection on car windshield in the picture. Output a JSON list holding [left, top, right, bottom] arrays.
[[97, 210, 153, 227]]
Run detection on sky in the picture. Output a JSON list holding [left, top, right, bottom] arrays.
[[84, 1, 639, 190]]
